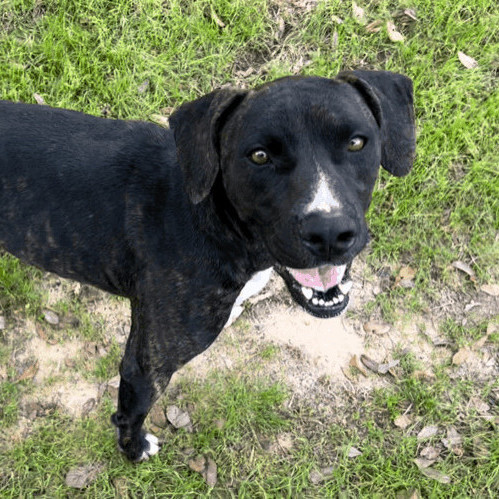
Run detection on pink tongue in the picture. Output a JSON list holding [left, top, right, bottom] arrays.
[[288, 264, 346, 292]]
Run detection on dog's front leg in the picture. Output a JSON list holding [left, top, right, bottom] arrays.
[[111, 298, 174, 462]]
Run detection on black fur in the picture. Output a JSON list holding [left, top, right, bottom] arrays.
[[0, 71, 415, 461]]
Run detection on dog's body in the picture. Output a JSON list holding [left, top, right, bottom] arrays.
[[0, 71, 415, 461]]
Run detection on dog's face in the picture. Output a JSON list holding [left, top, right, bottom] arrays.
[[170, 72, 415, 318]]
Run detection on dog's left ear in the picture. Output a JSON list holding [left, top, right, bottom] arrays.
[[338, 70, 416, 177], [169, 89, 247, 204]]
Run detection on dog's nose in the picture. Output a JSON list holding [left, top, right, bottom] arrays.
[[300, 212, 357, 260]]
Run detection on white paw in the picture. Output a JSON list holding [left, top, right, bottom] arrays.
[[139, 433, 160, 461]]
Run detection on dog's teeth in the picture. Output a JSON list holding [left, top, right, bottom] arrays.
[[333, 297, 339, 304], [301, 286, 313, 301], [338, 280, 353, 295], [338, 294, 345, 302], [312, 298, 319, 306], [319, 299, 325, 306], [326, 301, 333, 307]]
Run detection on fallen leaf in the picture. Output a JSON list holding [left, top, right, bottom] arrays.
[[167, 405, 193, 432], [417, 425, 439, 440], [17, 361, 39, 382], [377, 359, 400, 374], [472, 334, 489, 350], [413, 457, 436, 469], [137, 80, 149, 94], [452, 348, 473, 366], [150, 114, 170, 128], [277, 433, 294, 452], [441, 427, 462, 451], [309, 466, 335, 485], [458, 51, 478, 69], [347, 446, 362, 458], [472, 436, 490, 458], [413, 369, 436, 381], [403, 8, 418, 21], [65, 464, 104, 489], [188, 455, 217, 487], [349, 354, 368, 375], [394, 414, 412, 429], [360, 354, 379, 373], [420, 445, 440, 460], [386, 21, 404, 42], [43, 310, 60, 325], [33, 93, 46, 105], [417, 466, 451, 484], [366, 20, 383, 33], [0, 316, 5, 329], [352, 2, 366, 24], [480, 284, 499, 296], [211, 8, 225, 28], [396, 489, 421, 499], [468, 397, 490, 414], [363, 321, 390, 336], [399, 266, 416, 280], [452, 261, 476, 281]]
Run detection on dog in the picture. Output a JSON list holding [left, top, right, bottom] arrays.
[[0, 70, 415, 461]]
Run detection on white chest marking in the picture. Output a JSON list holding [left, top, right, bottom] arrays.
[[305, 172, 341, 214]]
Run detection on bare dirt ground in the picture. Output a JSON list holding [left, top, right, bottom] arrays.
[[4, 255, 496, 438]]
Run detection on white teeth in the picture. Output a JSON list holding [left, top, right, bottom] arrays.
[[338, 280, 353, 295], [338, 294, 345, 302], [312, 298, 319, 305], [326, 301, 333, 307], [319, 299, 325, 306], [333, 297, 339, 304], [301, 286, 313, 300]]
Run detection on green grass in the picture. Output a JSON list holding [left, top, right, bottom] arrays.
[[0, 0, 498, 496]]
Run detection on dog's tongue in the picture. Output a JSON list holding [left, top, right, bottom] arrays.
[[288, 264, 346, 292]]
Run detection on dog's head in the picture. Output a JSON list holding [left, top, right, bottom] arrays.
[[170, 71, 415, 318]]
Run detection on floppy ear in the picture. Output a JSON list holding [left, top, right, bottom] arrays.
[[338, 70, 416, 177], [169, 89, 246, 204]]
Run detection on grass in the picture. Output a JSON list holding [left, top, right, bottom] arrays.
[[0, 0, 498, 496]]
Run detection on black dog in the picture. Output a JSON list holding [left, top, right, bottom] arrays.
[[0, 71, 415, 461]]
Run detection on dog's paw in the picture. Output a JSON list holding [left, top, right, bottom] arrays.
[[137, 433, 160, 461]]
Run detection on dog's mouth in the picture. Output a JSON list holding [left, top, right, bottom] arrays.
[[275, 263, 352, 318]]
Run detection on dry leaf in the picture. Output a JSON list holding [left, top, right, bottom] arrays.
[[211, 8, 225, 28], [33, 93, 46, 105], [150, 114, 170, 128], [188, 455, 217, 487], [0, 316, 5, 330], [441, 427, 462, 450], [17, 361, 39, 382], [418, 466, 451, 484], [277, 433, 294, 451], [420, 445, 440, 460], [404, 9, 418, 21], [377, 359, 400, 374], [413, 457, 436, 469], [413, 369, 435, 381], [396, 489, 421, 499], [366, 20, 383, 33], [452, 261, 476, 280], [309, 466, 335, 485], [331, 15, 343, 24], [386, 21, 404, 42], [480, 284, 499, 296], [349, 354, 368, 375], [394, 414, 412, 429], [65, 464, 104, 489], [417, 425, 439, 440], [347, 446, 362, 458], [458, 51, 478, 69], [468, 397, 490, 414], [360, 354, 379, 373], [452, 348, 473, 365], [166, 405, 193, 432], [43, 309, 60, 325], [352, 2, 366, 24], [363, 321, 390, 336]]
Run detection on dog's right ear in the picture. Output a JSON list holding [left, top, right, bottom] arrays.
[[169, 89, 246, 204]]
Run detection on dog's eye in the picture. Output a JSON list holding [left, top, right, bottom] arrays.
[[249, 149, 269, 165], [347, 137, 365, 152]]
